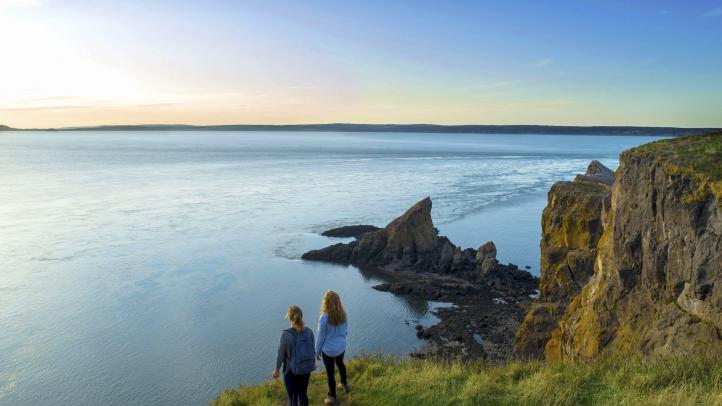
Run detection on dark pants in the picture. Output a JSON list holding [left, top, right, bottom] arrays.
[[321, 351, 347, 398], [283, 370, 310, 406]]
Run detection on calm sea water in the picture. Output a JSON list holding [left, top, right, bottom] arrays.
[[0, 131, 660, 405]]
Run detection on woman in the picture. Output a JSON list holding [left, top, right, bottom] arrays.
[[273, 305, 315, 406], [315, 291, 349, 405]]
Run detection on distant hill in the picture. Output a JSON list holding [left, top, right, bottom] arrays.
[[0, 124, 16, 131], [30, 123, 721, 136], [4, 123, 720, 136]]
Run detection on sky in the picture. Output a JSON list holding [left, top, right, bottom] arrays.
[[1, 0, 721, 128]]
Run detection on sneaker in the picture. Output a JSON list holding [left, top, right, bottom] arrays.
[[324, 395, 337, 405], [337, 383, 350, 393]]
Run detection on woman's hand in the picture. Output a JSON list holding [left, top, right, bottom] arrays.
[[315, 355, 321, 361], [272, 368, 280, 379]]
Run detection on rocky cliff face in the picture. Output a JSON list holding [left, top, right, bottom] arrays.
[[545, 133, 722, 360], [514, 161, 613, 359]]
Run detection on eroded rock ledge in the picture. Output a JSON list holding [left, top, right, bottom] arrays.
[[302, 197, 538, 360]]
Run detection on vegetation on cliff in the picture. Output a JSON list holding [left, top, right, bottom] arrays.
[[626, 131, 722, 203], [213, 355, 722, 405]]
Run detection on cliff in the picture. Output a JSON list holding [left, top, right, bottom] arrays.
[[545, 132, 722, 360], [514, 161, 613, 359]]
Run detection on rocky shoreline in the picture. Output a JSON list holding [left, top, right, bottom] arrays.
[[302, 197, 538, 361], [371, 269, 537, 361]]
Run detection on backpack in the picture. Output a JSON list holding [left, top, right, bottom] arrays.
[[285, 327, 315, 375]]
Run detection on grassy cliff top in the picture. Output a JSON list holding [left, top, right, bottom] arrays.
[[213, 355, 721, 405], [627, 131, 722, 181], [626, 131, 722, 204]]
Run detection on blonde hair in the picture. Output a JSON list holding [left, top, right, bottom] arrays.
[[286, 305, 304, 332], [321, 291, 347, 326]]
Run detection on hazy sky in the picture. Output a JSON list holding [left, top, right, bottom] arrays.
[[1, 0, 721, 128]]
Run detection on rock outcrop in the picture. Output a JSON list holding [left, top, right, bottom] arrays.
[[575, 160, 615, 185], [514, 161, 613, 359], [303, 197, 515, 281], [543, 133, 722, 360], [303, 197, 441, 269], [476, 241, 498, 276]]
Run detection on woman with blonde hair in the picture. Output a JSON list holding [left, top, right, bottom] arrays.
[[315, 291, 349, 405], [273, 305, 315, 406]]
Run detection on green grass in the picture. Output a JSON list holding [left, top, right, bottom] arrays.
[[212, 355, 722, 405], [628, 131, 722, 179], [628, 131, 722, 181], [626, 131, 722, 204]]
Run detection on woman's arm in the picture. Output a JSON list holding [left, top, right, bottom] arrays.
[[273, 332, 289, 378], [315, 314, 327, 357]]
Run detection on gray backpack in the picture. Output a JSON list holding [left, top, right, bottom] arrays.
[[285, 328, 315, 375]]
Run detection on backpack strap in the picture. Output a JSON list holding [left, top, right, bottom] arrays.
[[283, 328, 296, 375], [284, 328, 297, 351]]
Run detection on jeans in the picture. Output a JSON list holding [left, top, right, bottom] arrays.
[[321, 351, 347, 398], [283, 370, 310, 406]]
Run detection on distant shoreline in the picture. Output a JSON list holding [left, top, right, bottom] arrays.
[[1, 123, 718, 136]]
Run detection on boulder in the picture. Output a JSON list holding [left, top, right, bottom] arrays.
[[476, 241, 497, 276]]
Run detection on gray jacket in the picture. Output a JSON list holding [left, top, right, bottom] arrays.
[[275, 327, 314, 373]]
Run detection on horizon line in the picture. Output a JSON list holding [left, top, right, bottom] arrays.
[[2, 122, 720, 132]]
